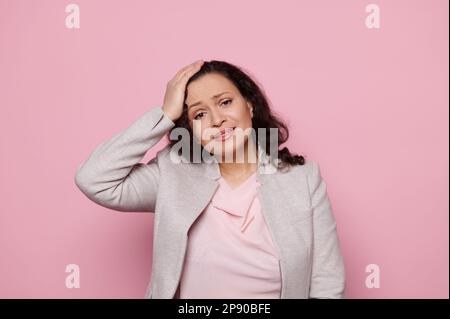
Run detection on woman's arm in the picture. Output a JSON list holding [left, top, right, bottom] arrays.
[[307, 161, 346, 298], [75, 60, 204, 213], [74, 106, 175, 212]]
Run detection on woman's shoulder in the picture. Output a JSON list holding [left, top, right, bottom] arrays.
[[276, 158, 327, 194], [279, 157, 320, 178]]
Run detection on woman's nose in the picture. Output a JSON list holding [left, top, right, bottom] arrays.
[[210, 107, 226, 126]]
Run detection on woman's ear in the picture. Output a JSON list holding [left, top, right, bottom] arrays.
[[247, 102, 254, 118]]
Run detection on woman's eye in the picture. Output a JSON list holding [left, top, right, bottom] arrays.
[[220, 99, 232, 106], [193, 100, 231, 119], [194, 112, 205, 120]]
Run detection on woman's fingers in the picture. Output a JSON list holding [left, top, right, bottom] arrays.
[[177, 62, 203, 87], [173, 64, 192, 78], [161, 60, 204, 122], [174, 60, 202, 77], [176, 60, 204, 82]]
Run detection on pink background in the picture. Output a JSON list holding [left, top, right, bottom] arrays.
[[0, 0, 448, 298]]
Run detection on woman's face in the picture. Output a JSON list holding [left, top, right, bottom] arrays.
[[185, 73, 254, 161]]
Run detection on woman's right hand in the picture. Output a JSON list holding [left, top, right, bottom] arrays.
[[162, 59, 204, 122]]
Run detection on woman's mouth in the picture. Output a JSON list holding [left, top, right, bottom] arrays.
[[213, 127, 235, 142]]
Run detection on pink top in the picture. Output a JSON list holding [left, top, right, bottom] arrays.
[[179, 171, 282, 298]]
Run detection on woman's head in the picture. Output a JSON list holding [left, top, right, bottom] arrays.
[[167, 60, 305, 169]]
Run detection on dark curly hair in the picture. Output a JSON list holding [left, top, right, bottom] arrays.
[[166, 60, 305, 170]]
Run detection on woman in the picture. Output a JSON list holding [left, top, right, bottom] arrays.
[[75, 59, 345, 299]]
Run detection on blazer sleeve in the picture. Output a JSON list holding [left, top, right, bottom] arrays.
[[307, 161, 346, 298], [74, 106, 175, 213]]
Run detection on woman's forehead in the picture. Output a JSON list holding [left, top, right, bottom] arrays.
[[186, 74, 238, 102]]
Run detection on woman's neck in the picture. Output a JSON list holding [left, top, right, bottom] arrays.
[[218, 139, 259, 179], [219, 161, 258, 179]]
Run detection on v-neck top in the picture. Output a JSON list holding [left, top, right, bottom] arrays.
[[178, 171, 282, 299]]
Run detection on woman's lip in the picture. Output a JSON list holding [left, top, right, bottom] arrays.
[[214, 128, 235, 141]]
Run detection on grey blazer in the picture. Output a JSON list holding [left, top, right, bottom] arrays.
[[74, 106, 346, 299]]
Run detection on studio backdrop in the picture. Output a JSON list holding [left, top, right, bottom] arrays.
[[0, 0, 448, 298]]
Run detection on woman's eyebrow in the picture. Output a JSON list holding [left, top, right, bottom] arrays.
[[188, 91, 231, 110]]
